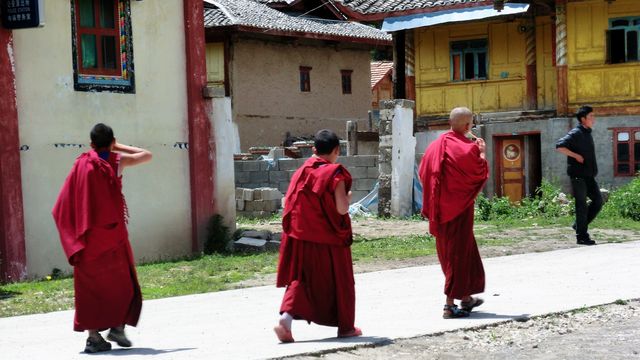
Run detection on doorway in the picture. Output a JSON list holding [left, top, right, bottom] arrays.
[[494, 133, 542, 202]]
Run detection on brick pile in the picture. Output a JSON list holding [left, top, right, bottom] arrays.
[[236, 187, 283, 218]]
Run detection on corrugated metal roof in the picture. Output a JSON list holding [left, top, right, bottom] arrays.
[[204, 0, 392, 42], [371, 61, 393, 88], [333, 0, 489, 16]]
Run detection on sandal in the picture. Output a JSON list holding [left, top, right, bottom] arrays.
[[442, 304, 469, 319], [460, 297, 484, 312]]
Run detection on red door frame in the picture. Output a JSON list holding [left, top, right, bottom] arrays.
[[184, 0, 216, 252], [0, 29, 27, 282]]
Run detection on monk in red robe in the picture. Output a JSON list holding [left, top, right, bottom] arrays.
[[274, 129, 362, 343], [52, 123, 152, 353], [419, 107, 489, 319]]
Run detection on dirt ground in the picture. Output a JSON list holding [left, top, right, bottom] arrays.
[[242, 218, 640, 359]]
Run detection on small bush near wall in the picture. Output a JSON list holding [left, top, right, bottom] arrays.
[[476, 179, 573, 221], [602, 175, 640, 221], [205, 214, 232, 254]]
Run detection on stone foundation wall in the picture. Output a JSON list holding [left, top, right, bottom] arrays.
[[234, 155, 379, 202]]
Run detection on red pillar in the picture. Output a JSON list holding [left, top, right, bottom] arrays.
[[183, 0, 216, 252], [0, 29, 27, 282]]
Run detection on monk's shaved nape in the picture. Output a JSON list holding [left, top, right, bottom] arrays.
[[449, 107, 473, 132]]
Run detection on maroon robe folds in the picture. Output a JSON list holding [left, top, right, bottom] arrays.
[[419, 131, 488, 299], [52, 150, 141, 331], [276, 156, 356, 332]]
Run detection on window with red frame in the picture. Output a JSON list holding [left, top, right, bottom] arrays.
[[76, 0, 120, 75], [613, 128, 640, 176], [341, 70, 352, 94], [72, 0, 134, 92], [300, 66, 311, 92]]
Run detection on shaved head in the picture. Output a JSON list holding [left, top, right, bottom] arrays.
[[449, 107, 473, 133]]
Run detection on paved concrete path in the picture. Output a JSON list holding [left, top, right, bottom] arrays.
[[2, 241, 639, 359]]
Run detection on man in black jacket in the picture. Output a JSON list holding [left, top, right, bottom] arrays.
[[556, 105, 603, 245]]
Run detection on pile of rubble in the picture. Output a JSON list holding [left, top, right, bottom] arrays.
[[233, 229, 282, 252]]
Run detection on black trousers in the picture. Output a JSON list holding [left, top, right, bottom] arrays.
[[570, 176, 603, 240]]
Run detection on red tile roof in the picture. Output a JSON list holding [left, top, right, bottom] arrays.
[[371, 61, 393, 89]]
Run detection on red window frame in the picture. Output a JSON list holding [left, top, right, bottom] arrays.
[[613, 127, 640, 176], [75, 0, 121, 76], [341, 70, 352, 94], [299, 66, 311, 92]]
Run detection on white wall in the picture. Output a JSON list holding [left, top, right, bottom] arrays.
[[13, 0, 192, 276]]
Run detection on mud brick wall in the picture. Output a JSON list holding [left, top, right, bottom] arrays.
[[234, 155, 379, 202]]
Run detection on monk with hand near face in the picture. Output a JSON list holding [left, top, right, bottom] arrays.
[[419, 107, 489, 319], [53, 123, 152, 353]]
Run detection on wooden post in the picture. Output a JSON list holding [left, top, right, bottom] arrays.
[[184, 0, 216, 252], [346, 121, 358, 156], [525, 18, 538, 110], [0, 28, 27, 282], [555, 0, 569, 116]]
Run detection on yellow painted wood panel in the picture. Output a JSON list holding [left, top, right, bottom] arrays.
[[417, 29, 435, 71], [536, 16, 556, 110], [507, 22, 525, 64], [471, 84, 499, 112], [205, 42, 224, 85], [434, 29, 450, 69], [567, 1, 607, 66], [444, 87, 469, 111], [604, 70, 633, 97], [608, 0, 640, 16], [490, 23, 508, 66], [448, 23, 487, 39], [499, 83, 525, 109], [418, 88, 444, 114]]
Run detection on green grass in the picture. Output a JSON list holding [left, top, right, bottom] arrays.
[[351, 234, 436, 261]]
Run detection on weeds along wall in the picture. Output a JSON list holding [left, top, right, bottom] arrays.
[[234, 155, 379, 202]]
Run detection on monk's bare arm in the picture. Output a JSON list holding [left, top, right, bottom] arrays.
[[334, 180, 352, 215], [113, 143, 153, 168], [556, 147, 584, 164]]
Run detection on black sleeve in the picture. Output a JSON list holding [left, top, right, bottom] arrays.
[[556, 129, 578, 150]]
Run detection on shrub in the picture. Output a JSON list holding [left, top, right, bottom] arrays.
[[475, 179, 573, 221], [205, 214, 232, 254], [602, 175, 640, 221]]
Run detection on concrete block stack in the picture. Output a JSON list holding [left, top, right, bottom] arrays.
[[236, 187, 283, 218], [234, 155, 379, 203]]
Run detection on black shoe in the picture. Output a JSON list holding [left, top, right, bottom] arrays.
[[107, 327, 132, 347], [577, 238, 596, 246], [84, 335, 112, 353]]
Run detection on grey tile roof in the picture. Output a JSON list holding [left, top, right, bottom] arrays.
[[333, 0, 489, 16], [204, 0, 392, 42]]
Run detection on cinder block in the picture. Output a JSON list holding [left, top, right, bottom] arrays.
[[278, 159, 300, 171], [241, 230, 272, 240], [259, 161, 274, 171], [236, 199, 245, 211], [348, 166, 368, 178], [235, 171, 251, 184], [234, 161, 243, 172], [261, 188, 283, 201], [255, 199, 279, 212], [367, 167, 379, 178], [253, 189, 263, 201], [269, 171, 289, 183], [235, 188, 244, 200], [242, 161, 260, 171], [355, 178, 377, 191], [233, 237, 267, 252], [244, 200, 259, 212], [278, 182, 290, 195], [242, 188, 254, 201], [248, 171, 269, 183]]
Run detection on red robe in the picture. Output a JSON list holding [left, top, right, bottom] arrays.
[[419, 131, 488, 299], [276, 156, 356, 332], [52, 150, 141, 331]]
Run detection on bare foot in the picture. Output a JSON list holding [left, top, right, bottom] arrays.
[[274, 319, 294, 343]]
